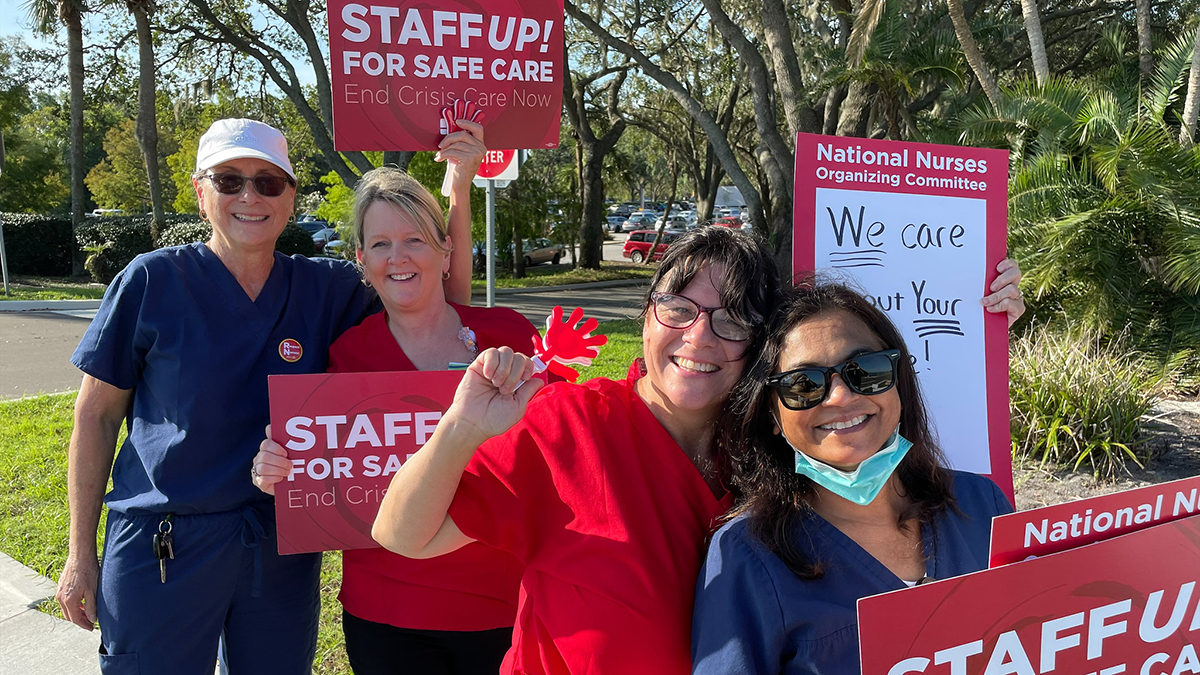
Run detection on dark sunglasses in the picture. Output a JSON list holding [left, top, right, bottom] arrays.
[[203, 172, 295, 197], [649, 291, 756, 342], [766, 349, 901, 411]]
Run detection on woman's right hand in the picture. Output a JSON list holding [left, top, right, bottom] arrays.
[[251, 424, 291, 496], [448, 346, 544, 444]]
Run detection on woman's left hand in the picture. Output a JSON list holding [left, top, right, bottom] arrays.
[[981, 258, 1025, 328], [437, 119, 486, 194]]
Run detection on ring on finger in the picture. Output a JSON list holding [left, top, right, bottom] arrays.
[[251, 464, 260, 479]]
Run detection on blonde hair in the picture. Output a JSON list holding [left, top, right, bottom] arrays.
[[352, 167, 451, 255]]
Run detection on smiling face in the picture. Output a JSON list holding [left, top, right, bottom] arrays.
[[638, 264, 747, 425], [356, 200, 450, 314], [193, 158, 294, 254], [772, 309, 902, 471]]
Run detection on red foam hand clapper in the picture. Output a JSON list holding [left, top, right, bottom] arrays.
[[439, 101, 486, 196], [530, 306, 608, 383]]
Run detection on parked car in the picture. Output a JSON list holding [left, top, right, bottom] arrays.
[[607, 216, 627, 232], [713, 216, 743, 228], [313, 227, 340, 254], [519, 237, 564, 266], [655, 214, 692, 230], [296, 214, 330, 235], [623, 229, 682, 263], [621, 214, 657, 232], [324, 239, 351, 257]]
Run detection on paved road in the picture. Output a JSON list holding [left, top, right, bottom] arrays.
[[0, 282, 647, 401], [0, 312, 90, 400]]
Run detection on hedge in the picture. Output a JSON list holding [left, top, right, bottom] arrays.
[[0, 212, 317, 282], [0, 213, 74, 276]]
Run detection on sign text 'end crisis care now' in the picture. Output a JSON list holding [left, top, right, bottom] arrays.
[[329, 0, 564, 152]]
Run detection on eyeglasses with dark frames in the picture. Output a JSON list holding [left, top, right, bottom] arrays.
[[766, 349, 901, 411], [649, 291, 756, 342], [202, 172, 296, 198]]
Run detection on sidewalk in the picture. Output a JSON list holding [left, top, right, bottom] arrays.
[[0, 552, 99, 674]]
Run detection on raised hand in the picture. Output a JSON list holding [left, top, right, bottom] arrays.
[[448, 346, 544, 444], [438, 101, 486, 196]]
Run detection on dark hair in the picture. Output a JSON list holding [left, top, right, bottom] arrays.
[[720, 277, 956, 579], [642, 227, 781, 486], [641, 227, 779, 340]]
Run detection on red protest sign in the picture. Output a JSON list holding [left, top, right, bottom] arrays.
[[793, 133, 1013, 501], [989, 475, 1200, 567], [328, 0, 563, 151], [858, 514, 1200, 675], [267, 370, 462, 554]]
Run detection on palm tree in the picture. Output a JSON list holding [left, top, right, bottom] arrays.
[[1181, 21, 1200, 145], [25, 0, 87, 275], [960, 31, 1200, 364], [1020, 0, 1049, 86], [128, 0, 164, 243], [945, 0, 1002, 110], [1136, 0, 1153, 79]]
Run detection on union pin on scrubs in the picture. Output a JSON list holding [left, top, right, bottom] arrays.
[[73, 243, 373, 674]]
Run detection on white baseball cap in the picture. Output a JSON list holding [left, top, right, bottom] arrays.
[[195, 118, 296, 180]]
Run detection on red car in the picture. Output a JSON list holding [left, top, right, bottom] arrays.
[[713, 216, 742, 228], [622, 230, 681, 263]]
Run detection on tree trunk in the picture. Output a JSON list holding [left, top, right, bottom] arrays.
[[1020, 0, 1049, 86], [130, 0, 164, 244], [513, 233, 525, 278], [560, 36, 627, 270], [760, 0, 804, 138], [947, 0, 1003, 110], [66, 5, 85, 276], [645, 154, 679, 265], [1180, 21, 1200, 146], [1136, 0, 1153, 80], [837, 81, 871, 136], [564, 1, 767, 234], [383, 151, 416, 171]]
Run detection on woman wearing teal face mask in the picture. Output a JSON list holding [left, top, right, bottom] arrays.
[[690, 280, 1014, 675]]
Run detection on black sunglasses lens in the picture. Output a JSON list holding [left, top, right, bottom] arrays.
[[843, 352, 897, 394], [210, 173, 246, 194], [253, 175, 289, 197], [779, 370, 827, 410]]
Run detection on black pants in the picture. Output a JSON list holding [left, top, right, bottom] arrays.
[[343, 610, 513, 675]]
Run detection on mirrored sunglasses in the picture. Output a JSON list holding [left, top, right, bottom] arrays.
[[766, 349, 901, 411]]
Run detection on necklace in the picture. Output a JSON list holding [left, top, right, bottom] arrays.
[[458, 326, 479, 356]]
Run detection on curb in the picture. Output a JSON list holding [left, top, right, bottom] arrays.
[[471, 278, 649, 296], [0, 300, 103, 313], [0, 552, 57, 609]]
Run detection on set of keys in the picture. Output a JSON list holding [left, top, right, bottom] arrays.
[[152, 516, 174, 583]]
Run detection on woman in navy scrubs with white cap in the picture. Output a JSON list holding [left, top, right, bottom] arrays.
[[55, 117, 484, 673]]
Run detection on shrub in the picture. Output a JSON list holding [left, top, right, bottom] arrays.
[[0, 212, 74, 276], [75, 217, 154, 283], [1009, 327, 1163, 477], [158, 220, 315, 258]]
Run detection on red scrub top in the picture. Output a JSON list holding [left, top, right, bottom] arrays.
[[449, 361, 735, 675], [335, 304, 535, 631]]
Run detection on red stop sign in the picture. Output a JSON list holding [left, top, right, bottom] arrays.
[[476, 150, 517, 179]]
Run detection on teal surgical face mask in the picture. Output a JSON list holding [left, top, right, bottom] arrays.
[[777, 423, 913, 506]]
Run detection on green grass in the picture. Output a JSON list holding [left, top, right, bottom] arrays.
[[0, 318, 643, 675], [471, 262, 655, 291], [0, 276, 107, 301]]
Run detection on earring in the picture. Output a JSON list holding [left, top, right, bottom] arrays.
[[200, 210, 209, 222], [442, 270, 450, 281]]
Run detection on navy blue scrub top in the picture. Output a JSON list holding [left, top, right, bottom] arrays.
[[72, 243, 373, 516], [691, 470, 1013, 675]]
